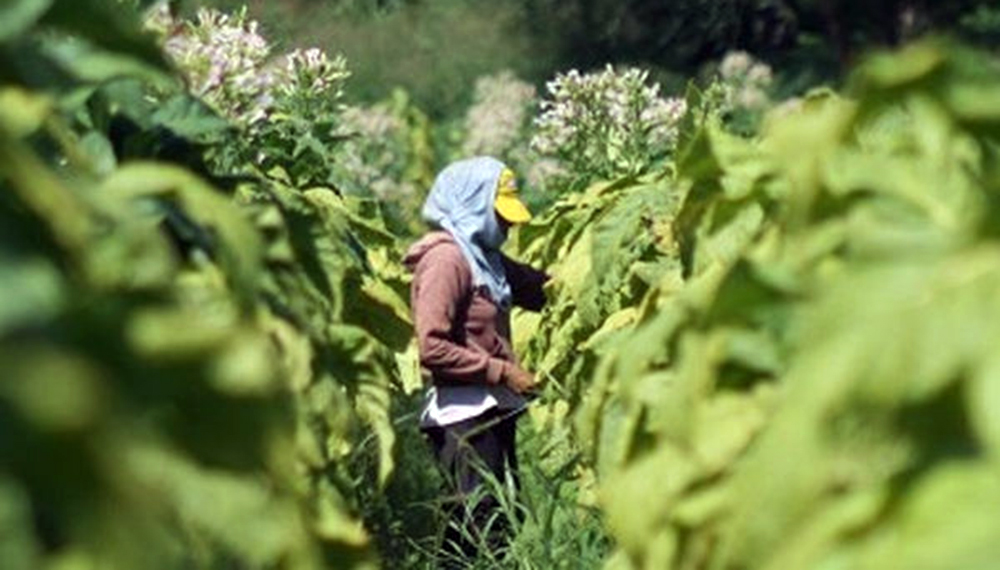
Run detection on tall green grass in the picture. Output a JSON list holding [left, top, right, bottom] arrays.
[[353, 399, 610, 569]]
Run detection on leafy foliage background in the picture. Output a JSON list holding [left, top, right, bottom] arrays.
[[1, 1, 410, 568], [515, 39, 1000, 570]]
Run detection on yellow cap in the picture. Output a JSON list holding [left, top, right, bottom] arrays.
[[494, 168, 532, 224]]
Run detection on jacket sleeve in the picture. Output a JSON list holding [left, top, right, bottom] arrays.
[[413, 245, 510, 385], [502, 255, 550, 312]]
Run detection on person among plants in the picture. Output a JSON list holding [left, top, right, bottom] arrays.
[[404, 156, 548, 564]]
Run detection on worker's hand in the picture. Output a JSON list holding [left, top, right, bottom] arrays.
[[504, 365, 537, 394]]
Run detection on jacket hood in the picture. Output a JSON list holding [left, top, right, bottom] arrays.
[[403, 231, 456, 272], [420, 156, 512, 308]]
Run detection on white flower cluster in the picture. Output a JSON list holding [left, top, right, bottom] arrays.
[[336, 105, 415, 202], [530, 65, 687, 182], [146, 3, 348, 128], [277, 48, 350, 102], [462, 71, 537, 157], [156, 7, 272, 125], [718, 51, 774, 112]]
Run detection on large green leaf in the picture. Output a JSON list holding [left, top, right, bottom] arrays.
[[98, 162, 262, 304], [39, 0, 166, 69], [0, 0, 52, 42], [0, 87, 52, 137]]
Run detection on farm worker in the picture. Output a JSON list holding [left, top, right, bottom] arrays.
[[404, 156, 548, 565]]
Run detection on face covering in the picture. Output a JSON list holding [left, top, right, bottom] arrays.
[[421, 156, 512, 309]]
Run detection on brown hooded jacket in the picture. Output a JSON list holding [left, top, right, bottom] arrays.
[[403, 231, 548, 386]]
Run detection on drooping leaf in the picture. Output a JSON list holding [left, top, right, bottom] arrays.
[[0, 0, 53, 42]]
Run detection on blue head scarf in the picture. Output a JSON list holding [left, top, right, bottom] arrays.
[[422, 156, 511, 309]]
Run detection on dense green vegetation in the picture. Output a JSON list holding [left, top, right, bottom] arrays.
[[1, 2, 409, 568], [517, 39, 1000, 569], [2, 1, 1000, 569]]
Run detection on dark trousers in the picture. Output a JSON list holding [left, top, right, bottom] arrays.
[[424, 408, 521, 567]]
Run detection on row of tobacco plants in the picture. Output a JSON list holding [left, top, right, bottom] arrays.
[[516, 38, 1000, 570], [0, 2, 745, 567], [0, 1, 418, 568]]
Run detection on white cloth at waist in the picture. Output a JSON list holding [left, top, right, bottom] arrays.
[[419, 383, 527, 428]]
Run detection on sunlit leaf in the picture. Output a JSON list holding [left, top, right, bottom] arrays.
[[0, 0, 52, 42]]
